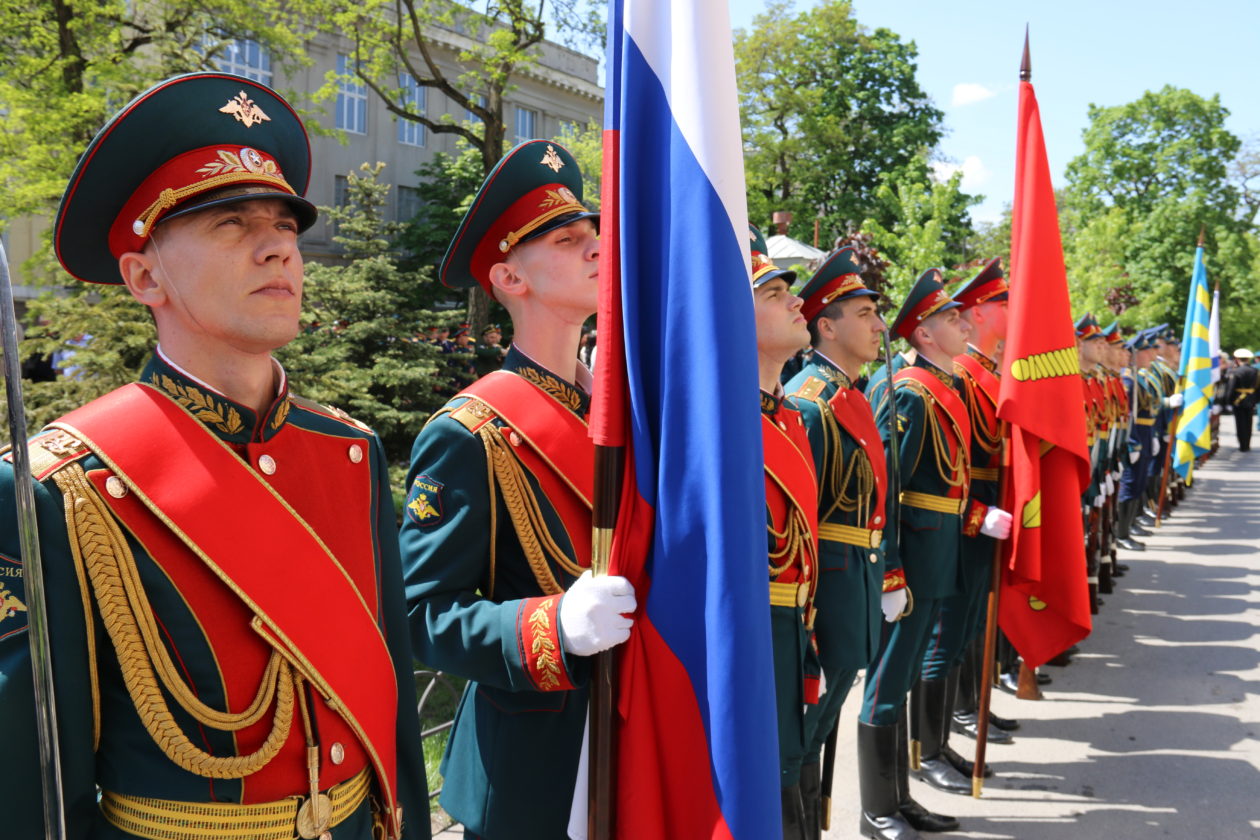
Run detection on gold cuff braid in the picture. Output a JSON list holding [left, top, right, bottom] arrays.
[[53, 464, 295, 778]]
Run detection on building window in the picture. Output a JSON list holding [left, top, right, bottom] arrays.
[[464, 93, 487, 125], [397, 185, 422, 222], [336, 54, 367, 134], [397, 75, 427, 147], [215, 38, 272, 85], [514, 106, 537, 142]]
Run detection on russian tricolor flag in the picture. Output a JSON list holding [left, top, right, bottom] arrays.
[[588, 0, 781, 837]]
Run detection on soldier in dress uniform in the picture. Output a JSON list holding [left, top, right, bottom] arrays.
[[473, 324, 508, 378], [0, 74, 428, 839], [784, 247, 904, 839], [399, 140, 636, 840], [915, 259, 1016, 795], [747, 226, 823, 840], [1076, 313, 1111, 613], [1141, 326, 1183, 520], [1100, 322, 1131, 581], [1116, 331, 1160, 551], [858, 270, 994, 840], [1225, 348, 1258, 451]]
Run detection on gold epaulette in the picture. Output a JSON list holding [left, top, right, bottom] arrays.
[[3, 429, 93, 481], [449, 397, 498, 433], [791, 376, 828, 403], [287, 394, 374, 433]]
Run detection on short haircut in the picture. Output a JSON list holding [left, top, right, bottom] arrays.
[[807, 299, 847, 347]]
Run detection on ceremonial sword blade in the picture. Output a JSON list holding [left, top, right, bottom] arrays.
[[0, 242, 66, 840]]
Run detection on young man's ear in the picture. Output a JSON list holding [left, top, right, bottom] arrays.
[[119, 250, 167, 308], [488, 261, 527, 301]]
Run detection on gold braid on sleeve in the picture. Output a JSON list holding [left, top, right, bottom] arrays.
[[52, 464, 294, 779]]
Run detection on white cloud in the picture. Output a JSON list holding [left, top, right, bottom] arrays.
[[931, 155, 991, 191], [951, 83, 996, 107]]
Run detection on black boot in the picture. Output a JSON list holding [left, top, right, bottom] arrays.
[[799, 762, 821, 840], [858, 721, 922, 839], [912, 678, 971, 794], [782, 783, 807, 840], [941, 666, 992, 779], [894, 709, 958, 833]]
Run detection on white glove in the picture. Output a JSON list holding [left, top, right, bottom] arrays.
[[1104, 474, 1115, 496], [559, 571, 636, 656], [1211, 404, 1222, 416], [1093, 493, 1105, 509], [1112, 469, 1123, 483], [1151, 436, 1161, 456], [980, 506, 1013, 539], [1166, 392, 1184, 409], [1129, 448, 1141, 464], [881, 588, 908, 622]]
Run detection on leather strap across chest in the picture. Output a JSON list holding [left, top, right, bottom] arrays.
[[53, 383, 402, 837]]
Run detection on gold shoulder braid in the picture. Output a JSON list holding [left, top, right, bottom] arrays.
[[477, 425, 585, 597], [52, 463, 294, 778], [811, 397, 876, 526]]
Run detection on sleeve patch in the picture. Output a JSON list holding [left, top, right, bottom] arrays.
[[0, 554, 27, 641], [405, 474, 445, 527]]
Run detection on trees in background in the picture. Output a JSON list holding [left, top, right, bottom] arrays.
[[734, 0, 977, 297], [1061, 86, 1259, 346]]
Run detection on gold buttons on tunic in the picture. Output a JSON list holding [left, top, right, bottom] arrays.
[[796, 585, 808, 608], [777, 420, 787, 431], [105, 476, 127, 498], [330, 742, 345, 765], [873, 515, 882, 525], [319, 832, 331, 840], [508, 431, 522, 447], [258, 454, 277, 475], [869, 553, 879, 563], [348, 444, 363, 463]]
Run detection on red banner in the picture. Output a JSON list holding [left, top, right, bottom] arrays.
[[996, 77, 1092, 668]]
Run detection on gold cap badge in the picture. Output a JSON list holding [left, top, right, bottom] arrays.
[[219, 91, 271, 128]]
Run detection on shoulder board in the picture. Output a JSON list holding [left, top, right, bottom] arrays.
[[2, 429, 93, 481], [791, 376, 828, 403], [448, 396, 499, 434], [287, 394, 374, 434]]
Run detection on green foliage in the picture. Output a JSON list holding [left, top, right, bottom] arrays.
[[397, 145, 487, 277], [278, 163, 450, 466], [1061, 86, 1258, 347], [860, 166, 979, 302], [1065, 86, 1241, 219], [12, 277, 157, 432], [305, 0, 601, 174], [557, 119, 603, 211], [0, 0, 305, 226], [735, 0, 950, 244]]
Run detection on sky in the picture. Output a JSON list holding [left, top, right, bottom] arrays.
[[727, 0, 1260, 225]]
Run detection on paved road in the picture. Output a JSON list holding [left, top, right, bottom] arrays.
[[821, 423, 1260, 839], [436, 426, 1260, 839]]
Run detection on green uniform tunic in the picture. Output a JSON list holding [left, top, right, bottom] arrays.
[[785, 352, 900, 765], [401, 347, 593, 840], [0, 353, 428, 839], [861, 356, 967, 725]]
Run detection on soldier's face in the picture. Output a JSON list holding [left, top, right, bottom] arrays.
[[503, 219, 600, 321], [754, 278, 809, 363], [976, 300, 1008, 340], [130, 199, 303, 355], [920, 307, 970, 359], [827, 296, 884, 365]]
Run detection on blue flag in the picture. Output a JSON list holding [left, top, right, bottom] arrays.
[[1174, 246, 1213, 480]]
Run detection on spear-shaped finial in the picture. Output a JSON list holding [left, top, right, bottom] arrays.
[[1020, 25, 1031, 82], [1197, 224, 1206, 248]]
